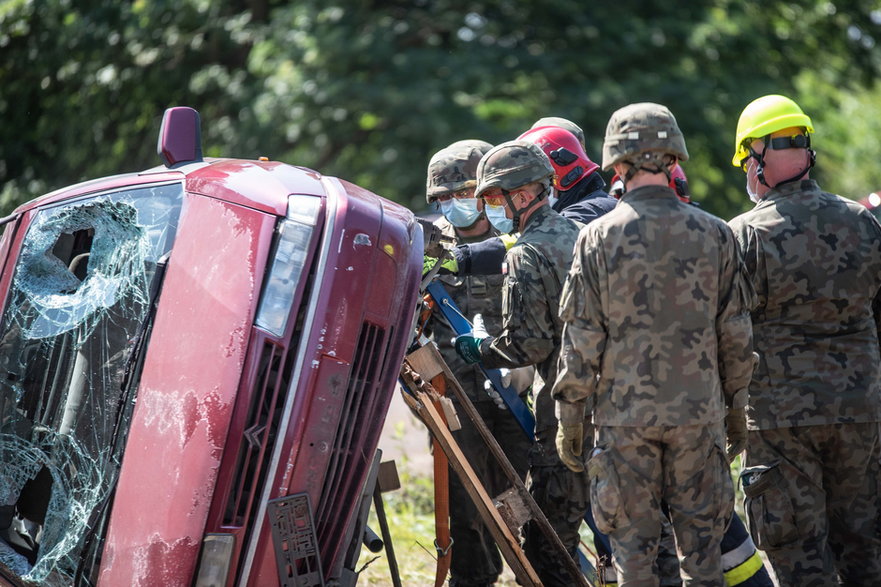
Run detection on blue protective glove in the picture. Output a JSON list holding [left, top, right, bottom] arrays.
[[454, 334, 484, 364]]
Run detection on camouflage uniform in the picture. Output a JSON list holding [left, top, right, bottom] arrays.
[[728, 178, 881, 586], [425, 140, 532, 586], [553, 182, 755, 585], [476, 204, 588, 586], [431, 217, 532, 587]]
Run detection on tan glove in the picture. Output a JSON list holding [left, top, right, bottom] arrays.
[[725, 407, 748, 463], [555, 401, 586, 472], [499, 366, 535, 394]]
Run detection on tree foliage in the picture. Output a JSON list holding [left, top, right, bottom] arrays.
[[2, 0, 881, 219]]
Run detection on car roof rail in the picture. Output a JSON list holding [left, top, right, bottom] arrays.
[[157, 106, 203, 168]]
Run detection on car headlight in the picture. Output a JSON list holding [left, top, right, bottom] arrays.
[[255, 195, 321, 336]]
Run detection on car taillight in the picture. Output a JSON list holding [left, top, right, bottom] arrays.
[[194, 534, 236, 587], [255, 195, 321, 336]]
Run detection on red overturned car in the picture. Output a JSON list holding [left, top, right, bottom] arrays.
[[0, 108, 422, 586]]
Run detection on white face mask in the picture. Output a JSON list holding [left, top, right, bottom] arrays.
[[546, 187, 558, 209], [747, 180, 760, 203], [745, 159, 761, 203]]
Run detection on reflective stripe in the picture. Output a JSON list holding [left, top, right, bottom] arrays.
[[724, 551, 765, 585], [721, 536, 757, 570]]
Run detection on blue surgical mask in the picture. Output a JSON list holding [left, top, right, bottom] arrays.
[[440, 197, 482, 227], [485, 204, 513, 234]]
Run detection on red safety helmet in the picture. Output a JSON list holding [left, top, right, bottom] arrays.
[[610, 163, 691, 202], [669, 163, 690, 201], [517, 126, 599, 190]]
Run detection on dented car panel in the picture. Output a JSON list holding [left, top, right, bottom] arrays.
[[98, 194, 277, 586], [0, 134, 422, 586], [184, 160, 324, 217]]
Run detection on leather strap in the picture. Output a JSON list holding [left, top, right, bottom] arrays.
[[431, 373, 453, 587]]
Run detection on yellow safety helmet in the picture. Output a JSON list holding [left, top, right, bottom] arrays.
[[732, 95, 814, 167]]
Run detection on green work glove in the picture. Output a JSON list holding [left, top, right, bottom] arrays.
[[555, 401, 586, 472], [422, 254, 458, 276], [454, 334, 484, 364], [725, 407, 748, 463]]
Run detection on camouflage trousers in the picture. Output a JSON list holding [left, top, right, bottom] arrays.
[[522, 463, 590, 587], [742, 423, 881, 587], [447, 397, 531, 587], [523, 393, 600, 587], [591, 423, 733, 587]]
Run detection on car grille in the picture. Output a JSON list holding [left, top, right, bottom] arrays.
[[314, 322, 388, 561]]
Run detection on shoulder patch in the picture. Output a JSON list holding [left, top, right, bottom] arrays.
[[501, 261, 508, 275]]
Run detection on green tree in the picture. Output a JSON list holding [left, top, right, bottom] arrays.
[[797, 72, 881, 201], [249, 0, 881, 217], [0, 0, 268, 212], [2, 1, 880, 220]]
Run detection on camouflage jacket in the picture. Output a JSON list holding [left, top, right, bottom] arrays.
[[728, 179, 881, 429], [553, 185, 755, 427], [431, 217, 506, 402], [479, 205, 581, 422]]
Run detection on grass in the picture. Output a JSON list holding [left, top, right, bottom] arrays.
[[355, 465, 436, 585], [357, 405, 750, 585], [355, 464, 522, 585], [356, 457, 749, 585]]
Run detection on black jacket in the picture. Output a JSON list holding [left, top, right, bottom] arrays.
[[553, 172, 617, 224]]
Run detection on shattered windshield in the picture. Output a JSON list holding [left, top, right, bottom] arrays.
[[0, 183, 183, 585]]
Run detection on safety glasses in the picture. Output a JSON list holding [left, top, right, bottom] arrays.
[[435, 188, 476, 203], [481, 194, 506, 207], [739, 133, 809, 172], [739, 144, 760, 172], [480, 188, 523, 207]]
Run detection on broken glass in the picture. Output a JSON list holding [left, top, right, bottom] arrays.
[[0, 182, 183, 585]]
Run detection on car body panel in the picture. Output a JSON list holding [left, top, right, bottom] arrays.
[[0, 134, 421, 587], [98, 195, 276, 586]]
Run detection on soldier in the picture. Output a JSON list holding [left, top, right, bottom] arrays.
[[439, 117, 613, 277], [552, 102, 755, 585], [517, 122, 620, 582], [453, 140, 587, 586], [423, 139, 533, 587], [728, 94, 881, 585], [517, 125, 617, 225]]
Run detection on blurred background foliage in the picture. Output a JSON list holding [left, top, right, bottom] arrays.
[[2, 0, 881, 219]]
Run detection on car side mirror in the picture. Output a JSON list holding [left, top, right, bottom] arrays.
[[157, 106, 203, 168]]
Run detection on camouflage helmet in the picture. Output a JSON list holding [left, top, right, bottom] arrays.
[[425, 139, 493, 204], [601, 102, 688, 171], [475, 140, 554, 199], [530, 116, 586, 149]]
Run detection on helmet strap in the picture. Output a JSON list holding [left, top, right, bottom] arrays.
[[502, 192, 522, 233], [502, 183, 548, 232], [622, 154, 673, 184], [755, 142, 769, 187], [753, 135, 814, 188]]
